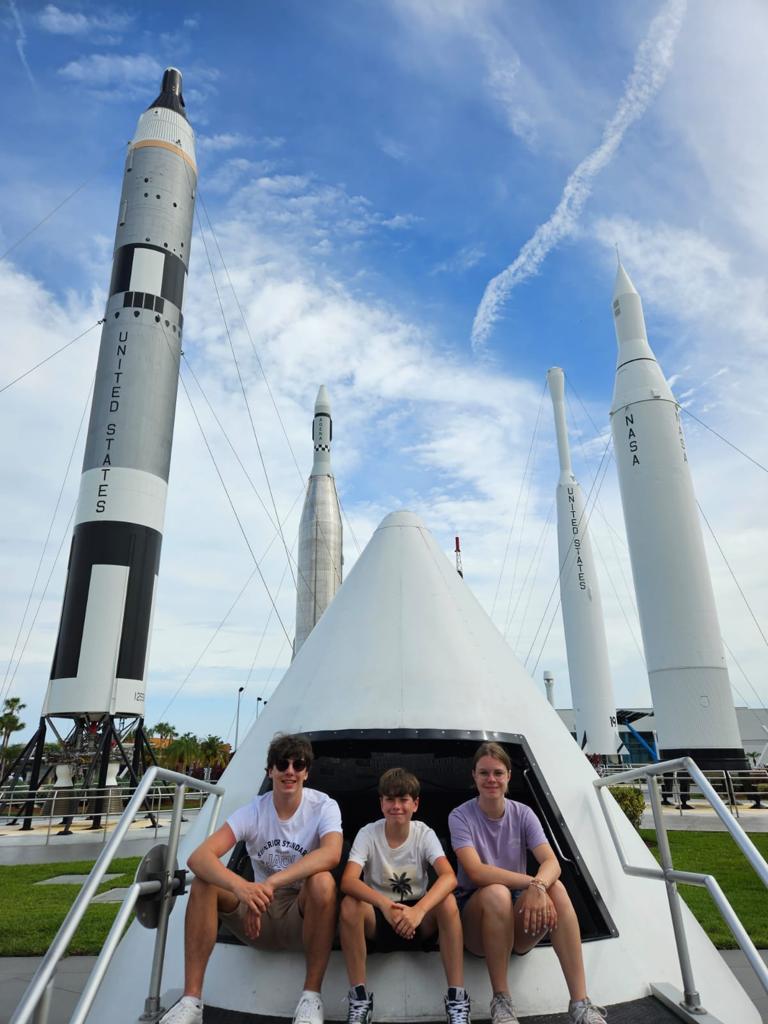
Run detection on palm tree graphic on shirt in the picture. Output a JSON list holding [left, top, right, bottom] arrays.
[[388, 871, 413, 899]]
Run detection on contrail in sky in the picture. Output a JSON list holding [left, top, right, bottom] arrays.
[[8, 0, 37, 88], [471, 0, 687, 351]]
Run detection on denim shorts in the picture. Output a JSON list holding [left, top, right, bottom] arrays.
[[455, 887, 524, 912]]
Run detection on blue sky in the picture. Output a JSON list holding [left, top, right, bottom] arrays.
[[1, 0, 767, 747]]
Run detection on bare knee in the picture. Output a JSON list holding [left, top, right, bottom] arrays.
[[189, 876, 235, 915], [305, 871, 337, 907], [478, 883, 514, 914], [435, 894, 460, 924], [549, 880, 573, 912], [340, 894, 365, 925]]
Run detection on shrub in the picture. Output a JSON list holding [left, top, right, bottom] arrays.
[[609, 785, 646, 831]]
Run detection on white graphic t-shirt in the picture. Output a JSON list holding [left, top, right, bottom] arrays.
[[227, 788, 342, 888], [348, 819, 446, 902]]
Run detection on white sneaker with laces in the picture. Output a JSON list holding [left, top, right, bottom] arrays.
[[293, 990, 324, 1024], [568, 998, 607, 1023], [490, 992, 519, 1024], [158, 996, 203, 1024]]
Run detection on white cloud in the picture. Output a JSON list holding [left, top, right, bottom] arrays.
[[58, 53, 163, 92], [8, 0, 36, 88], [431, 244, 485, 275], [38, 5, 132, 37], [471, 0, 687, 350]]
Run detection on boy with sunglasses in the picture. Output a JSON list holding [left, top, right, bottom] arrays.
[[160, 733, 342, 1024]]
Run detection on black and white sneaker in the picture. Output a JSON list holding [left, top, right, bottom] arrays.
[[445, 987, 471, 1024], [347, 985, 374, 1024]]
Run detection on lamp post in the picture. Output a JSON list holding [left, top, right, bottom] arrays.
[[234, 686, 245, 754], [257, 698, 268, 718]]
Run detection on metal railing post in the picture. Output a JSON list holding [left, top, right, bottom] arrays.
[[646, 771, 704, 1013], [31, 977, 53, 1024], [142, 783, 187, 1021]]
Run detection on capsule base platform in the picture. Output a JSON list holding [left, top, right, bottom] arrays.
[[202, 995, 687, 1023]]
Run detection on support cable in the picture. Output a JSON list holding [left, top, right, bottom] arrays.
[[502, 392, 545, 637], [192, 208, 298, 593], [176, 364, 292, 645], [505, 499, 552, 651], [0, 320, 101, 397], [0, 379, 93, 705], [682, 408, 768, 476], [491, 381, 547, 622], [197, 190, 354, 567]]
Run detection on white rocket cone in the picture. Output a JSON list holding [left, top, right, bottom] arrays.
[[85, 511, 758, 1024], [547, 368, 620, 758], [609, 262, 743, 766], [293, 385, 343, 655]]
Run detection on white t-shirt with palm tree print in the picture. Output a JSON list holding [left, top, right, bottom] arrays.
[[348, 818, 446, 902]]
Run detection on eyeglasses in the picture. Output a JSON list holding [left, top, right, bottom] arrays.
[[273, 757, 308, 773]]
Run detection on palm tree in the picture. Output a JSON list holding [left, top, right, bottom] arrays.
[[162, 732, 201, 773], [199, 735, 228, 766], [1, 697, 26, 774], [151, 722, 178, 742]]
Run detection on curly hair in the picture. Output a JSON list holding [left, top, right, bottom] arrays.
[[266, 733, 314, 771]]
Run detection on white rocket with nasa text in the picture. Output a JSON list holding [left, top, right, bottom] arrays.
[[609, 262, 743, 767]]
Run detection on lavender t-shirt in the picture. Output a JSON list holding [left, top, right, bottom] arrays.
[[448, 798, 548, 893]]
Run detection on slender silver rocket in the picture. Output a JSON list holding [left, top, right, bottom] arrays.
[[547, 367, 620, 758], [609, 262, 743, 767], [43, 69, 196, 720], [294, 386, 343, 655]]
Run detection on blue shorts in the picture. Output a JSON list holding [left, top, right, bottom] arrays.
[[455, 887, 524, 912]]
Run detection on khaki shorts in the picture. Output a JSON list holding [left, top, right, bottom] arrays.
[[219, 887, 304, 951]]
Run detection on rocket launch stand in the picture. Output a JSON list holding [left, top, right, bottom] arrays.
[[1, 712, 157, 832]]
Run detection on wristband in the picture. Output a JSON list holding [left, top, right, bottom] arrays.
[[529, 879, 547, 894]]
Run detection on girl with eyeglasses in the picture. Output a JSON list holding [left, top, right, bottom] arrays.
[[448, 742, 606, 1024]]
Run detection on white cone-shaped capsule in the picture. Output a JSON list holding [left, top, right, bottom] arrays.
[[85, 513, 756, 1023], [609, 262, 742, 765], [547, 368, 620, 758], [293, 385, 343, 655]]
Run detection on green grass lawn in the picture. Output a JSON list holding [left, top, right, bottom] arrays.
[[639, 829, 768, 949], [1, 832, 766, 955], [0, 857, 141, 956]]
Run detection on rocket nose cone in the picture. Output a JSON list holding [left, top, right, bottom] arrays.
[[547, 366, 565, 403], [162, 67, 183, 95], [613, 261, 638, 301], [314, 385, 332, 417], [147, 66, 188, 119]]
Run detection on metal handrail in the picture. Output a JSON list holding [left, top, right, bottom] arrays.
[[10, 767, 225, 1024], [595, 756, 768, 1017]]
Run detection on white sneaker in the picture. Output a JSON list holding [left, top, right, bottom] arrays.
[[158, 996, 203, 1024], [569, 998, 607, 1023], [293, 990, 324, 1024], [490, 992, 519, 1024]]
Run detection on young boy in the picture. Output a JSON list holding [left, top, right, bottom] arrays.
[[160, 733, 342, 1024], [340, 767, 470, 1024]]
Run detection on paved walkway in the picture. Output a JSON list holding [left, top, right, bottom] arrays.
[[640, 805, 768, 833], [2, 952, 766, 1024]]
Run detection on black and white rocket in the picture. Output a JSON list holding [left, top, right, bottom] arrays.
[[293, 386, 343, 655], [547, 367, 620, 758], [609, 262, 743, 768], [43, 69, 196, 722]]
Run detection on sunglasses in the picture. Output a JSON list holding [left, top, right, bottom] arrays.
[[273, 757, 308, 773]]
